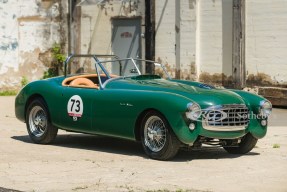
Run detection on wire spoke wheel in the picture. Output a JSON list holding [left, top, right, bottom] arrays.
[[26, 98, 58, 144], [28, 106, 47, 137], [144, 116, 167, 152], [140, 111, 180, 160]]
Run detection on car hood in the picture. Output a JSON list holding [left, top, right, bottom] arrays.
[[105, 77, 245, 108]]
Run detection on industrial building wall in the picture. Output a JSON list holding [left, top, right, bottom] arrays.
[[155, 0, 233, 85], [245, 0, 287, 87], [197, 0, 223, 75], [0, 0, 67, 90], [1, 0, 287, 91], [155, 0, 196, 80], [156, 0, 287, 87], [73, 0, 145, 55], [155, 0, 176, 76]]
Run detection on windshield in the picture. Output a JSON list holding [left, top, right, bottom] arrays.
[[98, 58, 171, 79], [64, 55, 171, 89], [64, 55, 170, 79], [64, 55, 118, 76]]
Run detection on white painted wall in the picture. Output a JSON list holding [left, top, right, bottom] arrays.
[[0, 0, 66, 90], [75, 0, 145, 55], [222, 0, 233, 76], [156, 0, 231, 80], [155, 0, 176, 76], [155, 0, 196, 79], [246, 0, 287, 84], [179, 0, 197, 80], [197, 0, 223, 75], [0, 0, 19, 74], [1, 0, 287, 90]]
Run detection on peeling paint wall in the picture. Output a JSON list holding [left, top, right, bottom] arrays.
[[246, 0, 287, 87], [0, 0, 67, 90], [1, 0, 287, 90], [73, 0, 145, 55]]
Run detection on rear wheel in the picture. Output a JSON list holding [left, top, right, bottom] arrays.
[[26, 98, 58, 144], [223, 133, 258, 154], [140, 111, 180, 160]]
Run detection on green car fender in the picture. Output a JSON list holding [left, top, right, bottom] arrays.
[[124, 90, 198, 144], [170, 79, 269, 140], [230, 89, 268, 139], [15, 78, 64, 123], [94, 89, 199, 144]]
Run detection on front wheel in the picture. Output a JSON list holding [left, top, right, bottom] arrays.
[[140, 111, 180, 160], [26, 98, 58, 144], [223, 133, 258, 154]]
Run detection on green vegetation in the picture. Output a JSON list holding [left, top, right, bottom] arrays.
[[42, 43, 66, 79], [43, 68, 58, 79], [273, 144, 280, 148], [72, 186, 88, 191], [0, 90, 17, 96], [21, 76, 28, 87]]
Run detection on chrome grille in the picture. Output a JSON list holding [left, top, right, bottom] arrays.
[[202, 104, 249, 131]]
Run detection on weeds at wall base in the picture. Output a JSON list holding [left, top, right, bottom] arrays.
[[0, 90, 18, 96]]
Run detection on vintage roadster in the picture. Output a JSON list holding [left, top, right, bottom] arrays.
[[15, 54, 272, 160]]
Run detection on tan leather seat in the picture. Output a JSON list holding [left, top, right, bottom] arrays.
[[70, 78, 98, 89]]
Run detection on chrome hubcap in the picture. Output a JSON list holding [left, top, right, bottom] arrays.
[[144, 116, 167, 152], [29, 106, 47, 137]]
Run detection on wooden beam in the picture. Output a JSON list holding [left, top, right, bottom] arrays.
[[232, 0, 245, 88]]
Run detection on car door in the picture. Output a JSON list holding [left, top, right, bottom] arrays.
[[91, 89, 137, 139], [56, 87, 97, 133]]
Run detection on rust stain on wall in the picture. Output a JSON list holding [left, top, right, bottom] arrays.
[[17, 16, 47, 23], [156, 57, 196, 80], [0, 48, 49, 91], [122, 0, 139, 15], [258, 87, 287, 106], [19, 48, 47, 76], [38, 49, 53, 67], [199, 72, 234, 87], [246, 73, 286, 87], [189, 0, 196, 9], [180, 62, 196, 80]]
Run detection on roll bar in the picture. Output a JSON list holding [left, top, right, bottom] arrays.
[[64, 54, 119, 77]]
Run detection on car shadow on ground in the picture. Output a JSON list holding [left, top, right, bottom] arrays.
[[0, 187, 22, 192], [11, 134, 260, 162], [174, 148, 259, 162]]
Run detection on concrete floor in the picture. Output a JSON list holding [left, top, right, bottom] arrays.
[[0, 96, 287, 192]]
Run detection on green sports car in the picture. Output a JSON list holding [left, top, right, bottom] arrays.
[[15, 54, 272, 160]]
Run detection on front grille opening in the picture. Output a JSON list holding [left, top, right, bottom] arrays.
[[203, 104, 249, 131]]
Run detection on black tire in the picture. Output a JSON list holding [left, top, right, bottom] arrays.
[[26, 98, 58, 144], [223, 133, 258, 154], [140, 111, 181, 160]]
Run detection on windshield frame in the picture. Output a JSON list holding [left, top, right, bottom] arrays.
[[64, 54, 171, 90]]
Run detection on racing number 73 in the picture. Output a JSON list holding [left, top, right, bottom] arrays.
[[70, 99, 81, 112], [67, 95, 84, 119]]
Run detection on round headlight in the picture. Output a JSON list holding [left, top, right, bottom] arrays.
[[186, 102, 201, 120], [259, 100, 272, 117]]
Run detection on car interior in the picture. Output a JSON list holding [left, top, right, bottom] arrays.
[[62, 74, 118, 89]]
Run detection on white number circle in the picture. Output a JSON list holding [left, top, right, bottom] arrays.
[[67, 95, 83, 118]]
